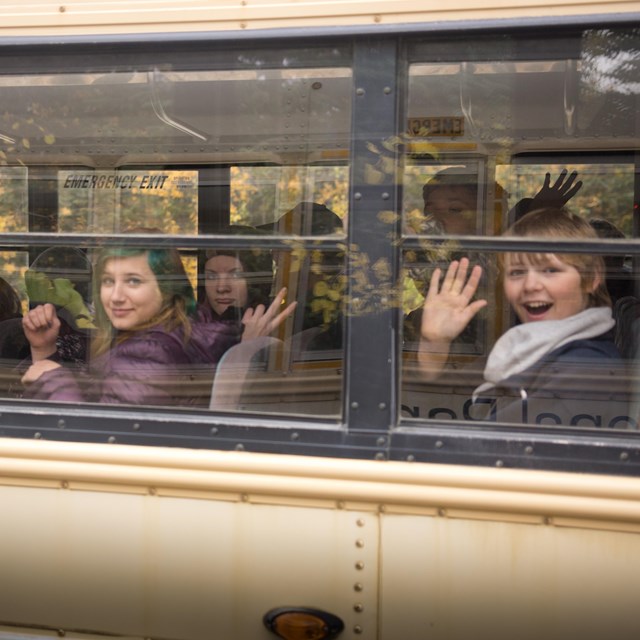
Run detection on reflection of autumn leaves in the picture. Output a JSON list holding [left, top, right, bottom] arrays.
[[311, 278, 344, 325]]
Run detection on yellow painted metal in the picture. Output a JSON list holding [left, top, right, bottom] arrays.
[[0, 439, 638, 638], [0, 0, 638, 36], [0, 439, 639, 526]]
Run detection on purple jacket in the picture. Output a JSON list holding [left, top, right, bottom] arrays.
[[23, 318, 241, 407]]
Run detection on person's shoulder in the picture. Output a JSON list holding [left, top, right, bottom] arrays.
[[550, 333, 621, 363], [196, 302, 216, 323]]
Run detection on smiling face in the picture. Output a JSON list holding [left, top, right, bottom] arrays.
[[100, 253, 164, 331], [424, 185, 477, 235], [204, 254, 249, 316], [503, 253, 597, 323]]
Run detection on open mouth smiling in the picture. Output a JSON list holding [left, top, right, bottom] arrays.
[[523, 302, 552, 317]]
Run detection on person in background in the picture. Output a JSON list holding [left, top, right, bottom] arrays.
[[199, 225, 297, 343], [420, 167, 479, 235], [508, 169, 582, 223], [0, 247, 94, 365], [0, 277, 28, 366], [0, 277, 22, 323]]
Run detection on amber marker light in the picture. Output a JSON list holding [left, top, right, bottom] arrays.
[[263, 607, 344, 640]]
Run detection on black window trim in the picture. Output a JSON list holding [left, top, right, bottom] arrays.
[[0, 18, 638, 476]]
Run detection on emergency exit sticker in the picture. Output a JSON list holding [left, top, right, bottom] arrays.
[[408, 117, 465, 136]]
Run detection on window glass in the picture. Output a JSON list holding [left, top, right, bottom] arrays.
[[401, 28, 639, 431], [0, 51, 350, 418], [230, 165, 348, 232]]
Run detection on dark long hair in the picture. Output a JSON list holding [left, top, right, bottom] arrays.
[[0, 277, 22, 322], [201, 226, 274, 311]]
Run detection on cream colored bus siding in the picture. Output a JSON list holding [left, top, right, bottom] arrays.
[[0, 438, 638, 639], [0, 0, 639, 36]]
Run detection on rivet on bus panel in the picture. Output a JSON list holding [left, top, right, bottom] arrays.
[[132, 423, 141, 431], [236, 443, 245, 451], [356, 539, 365, 548], [383, 86, 392, 94], [620, 451, 629, 461], [495, 459, 504, 467], [376, 436, 386, 446], [435, 440, 443, 448], [375, 453, 385, 461], [354, 192, 362, 200], [61, 481, 69, 489], [58, 419, 65, 429], [524, 446, 533, 455], [356, 519, 365, 527], [438, 508, 447, 517], [354, 582, 363, 592], [108, 436, 116, 444], [351, 401, 359, 410], [57, 630, 65, 637], [381, 192, 389, 200], [355, 561, 365, 570], [354, 603, 364, 612], [356, 88, 365, 96], [337, 501, 345, 509], [34, 432, 42, 439], [291, 432, 300, 441], [58, 6, 66, 12], [354, 625, 363, 634]]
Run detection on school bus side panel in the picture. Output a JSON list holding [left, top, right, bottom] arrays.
[[380, 513, 640, 640], [1, 441, 640, 638], [0, 478, 378, 638], [2, 0, 640, 36]]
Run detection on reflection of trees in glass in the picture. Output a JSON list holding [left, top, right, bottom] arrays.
[[403, 163, 634, 236], [0, 168, 28, 232], [230, 165, 348, 228], [497, 164, 634, 235], [582, 29, 640, 95], [0, 169, 29, 309], [580, 29, 640, 135]]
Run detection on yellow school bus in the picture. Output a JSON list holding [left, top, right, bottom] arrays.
[[0, 2, 639, 639]]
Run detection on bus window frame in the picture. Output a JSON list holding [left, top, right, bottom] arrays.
[[0, 19, 638, 476]]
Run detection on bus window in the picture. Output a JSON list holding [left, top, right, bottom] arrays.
[[401, 28, 639, 431], [1, 48, 351, 419], [230, 165, 348, 230]]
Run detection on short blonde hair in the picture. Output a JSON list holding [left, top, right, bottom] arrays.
[[501, 207, 611, 308]]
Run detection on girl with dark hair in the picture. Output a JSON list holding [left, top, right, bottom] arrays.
[[21, 246, 239, 406], [199, 226, 296, 342]]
